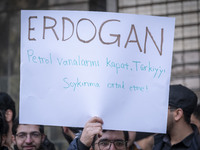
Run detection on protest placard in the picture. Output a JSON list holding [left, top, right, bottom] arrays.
[[20, 10, 175, 133]]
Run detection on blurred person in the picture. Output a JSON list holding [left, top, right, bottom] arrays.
[[12, 118, 45, 150], [42, 135, 56, 150], [62, 127, 82, 144], [191, 103, 200, 133], [0, 92, 16, 150], [127, 131, 140, 150], [134, 133, 155, 150], [0, 111, 4, 148], [67, 116, 129, 150], [128, 132, 155, 150], [153, 84, 200, 150], [0, 110, 9, 149]]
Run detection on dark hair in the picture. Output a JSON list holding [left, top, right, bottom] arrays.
[[183, 111, 191, 124], [169, 84, 197, 124], [0, 110, 9, 147], [12, 117, 44, 136], [169, 105, 191, 124], [91, 130, 129, 149], [193, 104, 200, 121], [0, 92, 16, 121], [0, 112, 3, 147]]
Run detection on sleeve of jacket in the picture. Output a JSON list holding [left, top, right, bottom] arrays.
[[67, 137, 90, 150], [152, 134, 165, 150]]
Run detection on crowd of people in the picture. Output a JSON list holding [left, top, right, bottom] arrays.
[[0, 84, 200, 150]]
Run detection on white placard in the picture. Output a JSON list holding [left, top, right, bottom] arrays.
[[20, 10, 175, 133]]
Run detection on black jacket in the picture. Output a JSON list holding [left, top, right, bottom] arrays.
[[153, 124, 200, 150]]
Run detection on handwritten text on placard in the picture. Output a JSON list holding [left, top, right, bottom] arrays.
[[20, 10, 175, 133]]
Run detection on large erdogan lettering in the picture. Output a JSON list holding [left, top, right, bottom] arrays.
[[28, 16, 164, 55]]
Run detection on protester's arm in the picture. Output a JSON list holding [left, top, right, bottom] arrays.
[[63, 127, 76, 144]]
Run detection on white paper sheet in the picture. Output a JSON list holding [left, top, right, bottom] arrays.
[[20, 10, 175, 133]]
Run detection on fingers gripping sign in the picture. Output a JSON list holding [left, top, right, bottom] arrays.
[[80, 116, 104, 147]]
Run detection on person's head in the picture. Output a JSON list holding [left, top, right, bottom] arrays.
[[191, 104, 200, 132], [12, 118, 45, 150], [0, 92, 16, 122], [91, 130, 129, 150], [167, 84, 197, 132]]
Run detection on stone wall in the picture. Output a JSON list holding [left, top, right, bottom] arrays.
[[118, 0, 200, 99]]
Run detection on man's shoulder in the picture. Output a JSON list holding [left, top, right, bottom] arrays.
[[152, 130, 200, 150]]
